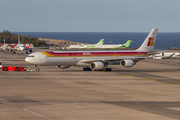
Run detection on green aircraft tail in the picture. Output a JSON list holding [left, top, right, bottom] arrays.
[[96, 39, 104, 45], [122, 40, 133, 48]]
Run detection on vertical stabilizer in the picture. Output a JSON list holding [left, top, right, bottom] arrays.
[[96, 39, 104, 45], [136, 28, 158, 52], [18, 34, 20, 44], [122, 40, 133, 48]]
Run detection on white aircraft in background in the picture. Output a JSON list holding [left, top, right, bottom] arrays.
[[66, 39, 104, 49], [0, 39, 8, 51], [10, 35, 48, 54], [152, 52, 180, 59], [9, 35, 33, 54], [25, 28, 158, 72]]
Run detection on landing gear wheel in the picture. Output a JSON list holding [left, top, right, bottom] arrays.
[[104, 68, 112, 71], [3, 67, 8, 71], [83, 67, 92, 71], [15, 67, 20, 71], [35, 65, 40, 72]]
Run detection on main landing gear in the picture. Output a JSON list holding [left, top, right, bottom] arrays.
[[83, 67, 112, 71], [83, 67, 92, 71], [35, 65, 40, 72], [103, 68, 112, 71]]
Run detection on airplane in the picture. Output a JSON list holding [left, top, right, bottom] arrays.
[[9, 35, 48, 54], [25, 28, 158, 72], [96, 40, 133, 49], [66, 39, 132, 49], [8, 35, 30, 53], [0, 39, 8, 51], [66, 39, 104, 49], [152, 52, 180, 59]]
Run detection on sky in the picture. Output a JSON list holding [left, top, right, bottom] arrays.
[[0, 0, 180, 32]]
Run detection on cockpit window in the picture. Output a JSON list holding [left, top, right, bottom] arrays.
[[27, 55, 34, 57]]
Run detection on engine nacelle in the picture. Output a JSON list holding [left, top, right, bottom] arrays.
[[29, 49, 33, 53], [153, 56, 163, 59], [56, 65, 71, 69], [120, 59, 135, 67], [90, 61, 104, 70]]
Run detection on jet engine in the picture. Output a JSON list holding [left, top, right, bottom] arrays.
[[120, 59, 135, 67], [56, 65, 71, 69], [152, 56, 163, 59], [90, 61, 104, 70], [29, 49, 33, 53]]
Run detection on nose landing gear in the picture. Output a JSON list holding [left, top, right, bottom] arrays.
[[35, 65, 40, 72]]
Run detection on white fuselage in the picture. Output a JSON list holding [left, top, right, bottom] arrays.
[[25, 50, 149, 67], [1, 45, 8, 50], [16, 44, 25, 51], [67, 44, 123, 49], [153, 52, 180, 59]]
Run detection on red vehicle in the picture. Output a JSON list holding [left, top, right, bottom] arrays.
[[2, 66, 26, 71]]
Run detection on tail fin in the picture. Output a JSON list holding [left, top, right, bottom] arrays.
[[95, 39, 104, 45], [122, 40, 133, 48], [18, 34, 20, 44], [136, 28, 158, 52]]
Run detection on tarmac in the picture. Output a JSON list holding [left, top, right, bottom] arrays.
[[0, 50, 180, 120]]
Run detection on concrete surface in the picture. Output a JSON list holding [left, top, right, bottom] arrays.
[[0, 50, 180, 120]]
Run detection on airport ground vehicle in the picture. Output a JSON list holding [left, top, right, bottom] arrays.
[[2, 66, 26, 71], [0, 61, 2, 68]]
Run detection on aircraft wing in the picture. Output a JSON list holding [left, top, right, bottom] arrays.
[[7, 48, 18, 50], [77, 57, 145, 64], [165, 53, 175, 59], [146, 50, 159, 55], [24, 47, 49, 50]]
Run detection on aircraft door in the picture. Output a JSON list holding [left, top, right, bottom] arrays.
[[39, 53, 43, 60], [38, 53, 48, 63]]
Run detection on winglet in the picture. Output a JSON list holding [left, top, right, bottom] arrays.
[[96, 39, 104, 45], [136, 28, 158, 52]]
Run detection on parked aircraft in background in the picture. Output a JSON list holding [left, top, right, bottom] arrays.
[[152, 52, 180, 59], [9, 35, 48, 54], [0, 39, 8, 51], [67, 39, 132, 49], [8, 35, 33, 54], [96, 40, 133, 49], [66, 39, 104, 49], [25, 28, 158, 72]]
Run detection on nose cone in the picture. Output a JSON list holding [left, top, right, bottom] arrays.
[[25, 57, 29, 63]]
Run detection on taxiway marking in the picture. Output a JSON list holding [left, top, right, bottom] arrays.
[[140, 79, 157, 81], [120, 75, 136, 77], [164, 84, 180, 85], [23, 108, 54, 120]]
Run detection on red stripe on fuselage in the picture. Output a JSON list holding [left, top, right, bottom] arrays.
[[43, 51, 148, 57]]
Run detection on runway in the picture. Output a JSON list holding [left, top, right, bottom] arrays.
[[0, 50, 180, 120]]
